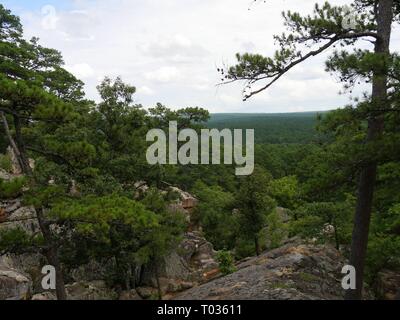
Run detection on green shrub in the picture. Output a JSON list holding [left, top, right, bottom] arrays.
[[0, 177, 27, 199], [216, 250, 236, 275], [265, 210, 287, 249], [0, 154, 12, 172]]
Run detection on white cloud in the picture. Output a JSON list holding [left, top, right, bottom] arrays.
[[41, 5, 58, 30], [10, 0, 399, 112], [145, 66, 182, 83], [66, 63, 95, 79], [137, 86, 155, 96]]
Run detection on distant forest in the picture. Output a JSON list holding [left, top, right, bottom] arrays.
[[207, 112, 326, 144]]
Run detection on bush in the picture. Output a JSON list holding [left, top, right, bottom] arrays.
[[0, 153, 12, 172], [265, 210, 287, 249], [233, 239, 256, 260], [0, 177, 27, 199], [216, 250, 236, 275]]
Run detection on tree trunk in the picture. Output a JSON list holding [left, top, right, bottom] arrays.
[[155, 264, 163, 300], [12, 115, 32, 175], [36, 208, 67, 300], [345, 0, 393, 300], [0, 112, 25, 173], [44, 246, 68, 300]]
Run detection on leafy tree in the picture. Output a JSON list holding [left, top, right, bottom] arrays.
[[140, 188, 186, 299], [216, 250, 236, 275], [265, 210, 287, 249], [222, 0, 398, 299], [192, 181, 236, 250], [0, 176, 27, 199], [270, 175, 301, 213], [290, 199, 354, 249], [235, 166, 276, 256]]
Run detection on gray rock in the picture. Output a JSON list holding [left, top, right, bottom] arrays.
[[66, 280, 117, 300], [175, 244, 348, 300], [118, 289, 142, 300], [141, 231, 218, 289], [32, 292, 56, 300], [0, 267, 32, 300], [136, 286, 159, 299]]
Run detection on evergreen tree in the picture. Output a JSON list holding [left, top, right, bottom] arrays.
[[222, 0, 398, 299], [236, 166, 276, 256]]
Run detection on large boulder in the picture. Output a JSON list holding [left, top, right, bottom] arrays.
[[140, 231, 218, 295], [0, 267, 32, 300], [175, 243, 350, 300]]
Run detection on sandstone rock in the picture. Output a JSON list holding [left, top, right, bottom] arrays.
[[141, 231, 218, 290], [175, 244, 348, 300], [118, 289, 142, 300], [0, 208, 6, 223], [32, 292, 56, 300], [0, 203, 39, 234], [66, 281, 117, 300], [0, 169, 12, 180], [0, 267, 32, 300], [136, 286, 159, 299]]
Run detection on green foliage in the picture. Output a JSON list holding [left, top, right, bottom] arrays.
[[290, 200, 354, 248], [289, 215, 324, 241], [1, 2, 399, 299], [233, 239, 257, 260], [265, 210, 287, 249], [236, 166, 276, 255], [270, 176, 301, 210], [207, 113, 320, 144], [0, 228, 44, 255], [216, 250, 236, 275], [192, 181, 236, 250], [0, 177, 27, 199], [0, 153, 12, 172]]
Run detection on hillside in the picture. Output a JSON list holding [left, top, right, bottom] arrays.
[[206, 112, 326, 144]]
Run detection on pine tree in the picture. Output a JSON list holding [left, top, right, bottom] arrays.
[[236, 166, 276, 256], [222, 0, 398, 299]]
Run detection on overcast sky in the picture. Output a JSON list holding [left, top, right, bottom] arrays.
[[2, 0, 400, 113]]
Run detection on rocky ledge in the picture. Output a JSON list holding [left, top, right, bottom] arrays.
[[175, 241, 350, 300]]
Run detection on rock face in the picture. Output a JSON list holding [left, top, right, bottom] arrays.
[[375, 270, 400, 300], [66, 281, 117, 300], [0, 267, 31, 300], [0, 199, 39, 234], [139, 231, 218, 296], [175, 242, 348, 300]]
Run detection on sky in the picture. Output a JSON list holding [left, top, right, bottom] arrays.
[[2, 0, 400, 113]]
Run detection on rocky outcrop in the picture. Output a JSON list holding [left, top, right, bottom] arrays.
[[175, 242, 349, 300], [0, 166, 41, 300], [31, 291, 56, 300], [139, 231, 218, 297], [118, 289, 143, 300], [0, 199, 39, 234], [0, 267, 31, 300], [66, 281, 117, 300], [375, 270, 400, 300]]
